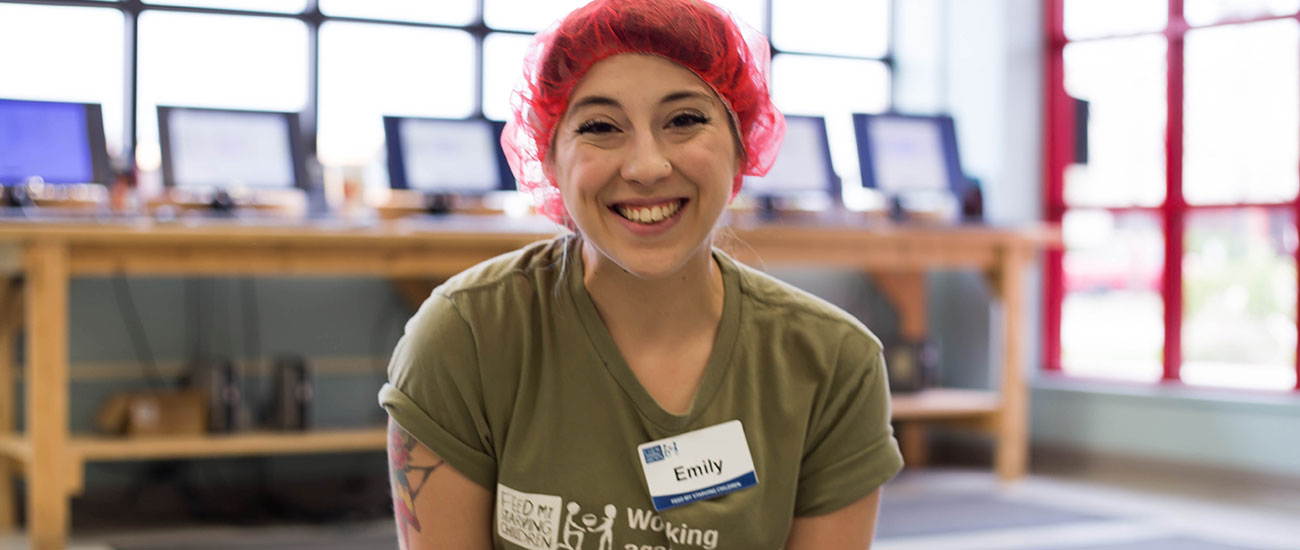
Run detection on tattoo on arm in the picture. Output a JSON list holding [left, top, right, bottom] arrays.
[[390, 427, 445, 548]]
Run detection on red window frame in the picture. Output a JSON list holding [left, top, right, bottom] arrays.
[[1044, 0, 1300, 391]]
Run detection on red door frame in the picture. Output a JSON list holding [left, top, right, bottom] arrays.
[[1043, 0, 1067, 373], [1163, 0, 1185, 382], [1043, 0, 1300, 390]]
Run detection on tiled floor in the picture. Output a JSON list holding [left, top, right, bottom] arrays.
[[4, 467, 1298, 549]]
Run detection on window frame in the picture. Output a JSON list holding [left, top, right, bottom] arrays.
[[1045, 0, 1300, 391]]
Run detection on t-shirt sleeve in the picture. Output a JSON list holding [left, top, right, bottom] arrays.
[[378, 292, 497, 491], [794, 332, 904, 517]]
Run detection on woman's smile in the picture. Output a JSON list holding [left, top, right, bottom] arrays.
[[611, 198, 687, 225], [606, 197, 689, 238]]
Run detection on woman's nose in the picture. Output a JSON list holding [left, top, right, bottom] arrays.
[[620, 133, 672, 185]]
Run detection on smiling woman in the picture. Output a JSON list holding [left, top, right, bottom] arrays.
[[550, 54, 740, 281], [378, 1, 903, 549]]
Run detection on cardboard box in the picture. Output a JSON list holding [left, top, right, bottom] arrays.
[[95, 389, 208, 437]]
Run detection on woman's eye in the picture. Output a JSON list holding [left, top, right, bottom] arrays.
[[668, 112, 709, 128], [576, 120, 618, 135]]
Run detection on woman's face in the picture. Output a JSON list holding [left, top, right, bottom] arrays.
[[549, 54, 740, 280]]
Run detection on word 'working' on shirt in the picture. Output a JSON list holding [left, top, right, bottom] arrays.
[[626, 507, 720, 549]]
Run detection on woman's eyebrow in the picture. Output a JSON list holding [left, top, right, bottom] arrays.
[[568, 90, 713, 113], [661, 90, 715, 105], [569, 95, 621, 112]]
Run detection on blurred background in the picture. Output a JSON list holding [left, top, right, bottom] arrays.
[[0, 0, 1298, 549]]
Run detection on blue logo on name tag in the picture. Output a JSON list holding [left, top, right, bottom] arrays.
[[651, 471, 758, 511], [641, 442, 678, 464]]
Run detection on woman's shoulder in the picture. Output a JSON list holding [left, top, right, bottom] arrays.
[[392, 236, 573, 411]]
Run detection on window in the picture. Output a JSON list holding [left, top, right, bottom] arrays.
[[772, 0, 888, 58], [1182, 208, 1297, 390], [768, 0, 891, 202], [318, 0, 476, 26], [771, 55, 891, 192], [1183, 20, 1298, 205], [482, 32, 534, 123], [1062, 36, 1166, 207], [1047, 1, 1300, 391], [1060, 209, 1165, 382], [1185, 0, 1300, 26], [0, 4, 126, 159], [136, 11, 309, 172], [317, 23, 475, 166], [483, 0, 587, 32], [1063, 0, 1166, 39], [3, 0, 896, 204], [141, 0, 307, 13]]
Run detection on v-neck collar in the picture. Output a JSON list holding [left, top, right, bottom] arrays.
[[566, 236, 742, 431]]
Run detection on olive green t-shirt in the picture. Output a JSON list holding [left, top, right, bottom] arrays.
[[380, 235, 902, 550]]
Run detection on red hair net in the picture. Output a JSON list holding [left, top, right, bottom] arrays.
[[500, 0, 786, 226]]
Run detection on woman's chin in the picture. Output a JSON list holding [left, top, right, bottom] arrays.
[[583, 239, 709, 283]]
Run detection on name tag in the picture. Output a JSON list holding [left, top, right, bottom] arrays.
[[636, 419, 758, 511]]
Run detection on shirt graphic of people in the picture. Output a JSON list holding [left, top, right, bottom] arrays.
[[559, 502, 616, 550]]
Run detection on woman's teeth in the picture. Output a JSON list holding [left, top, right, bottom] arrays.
[[616, 200, 682, 224]]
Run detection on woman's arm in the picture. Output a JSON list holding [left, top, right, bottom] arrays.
[[784, 488, 883, 550], [388, 417, 494, 550]]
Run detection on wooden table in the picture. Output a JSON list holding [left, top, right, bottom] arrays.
[[0, 213, 1056, 549]]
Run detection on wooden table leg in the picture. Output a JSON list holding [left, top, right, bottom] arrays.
[[869, 272, 928, 342], [26, 242, 71, 550], [0, 277, 21, 531], [871, 272, 930, 469], [898, 422, 930, 469], [990, 247, 1029, 481]]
